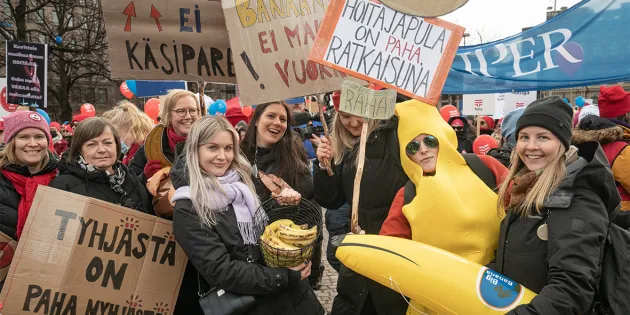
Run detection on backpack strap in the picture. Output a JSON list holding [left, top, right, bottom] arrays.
[[462, 154, 497, 191], [403, 181, 416, 206]]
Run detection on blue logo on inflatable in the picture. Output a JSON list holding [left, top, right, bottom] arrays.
[[476, 268, 523, 310]]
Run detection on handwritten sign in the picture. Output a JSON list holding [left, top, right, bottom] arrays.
[[340, 81, 397, 120], [222, 0, 353, 106], [310, 0, 464, 105], [0, 187, 187, 314], [102, 0, 236, 83]]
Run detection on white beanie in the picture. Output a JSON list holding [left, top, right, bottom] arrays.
[[578, 105, 600, 124]]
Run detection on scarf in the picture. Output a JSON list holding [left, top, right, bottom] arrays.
[[1, 167, 57, 240], [172, 169, 268, 245], [122, 143, 140, 166], [507, 146, 580, 208], [76, 156, 127, 197], [167, 127, 187, 153]]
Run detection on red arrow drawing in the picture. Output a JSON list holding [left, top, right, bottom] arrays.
[[122, 2, 136, 32], [150, 5, 162, 32]]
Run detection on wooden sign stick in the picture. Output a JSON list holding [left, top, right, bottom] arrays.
[[476, 115, 481, 137], [199, 81, 207, 115], [316, 94, 334, 176], [351, 121, 369, 234]]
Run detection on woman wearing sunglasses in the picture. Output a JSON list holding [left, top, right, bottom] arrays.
[[379, 100, 507, 314]]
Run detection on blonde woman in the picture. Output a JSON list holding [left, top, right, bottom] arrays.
[[314, 92, 409, 315], [494, 97, 617, 314], [0, 111, 58, 241], [102, 100, 154, 165], [129, 89, 201, 182], [170, 116, 324, 315]]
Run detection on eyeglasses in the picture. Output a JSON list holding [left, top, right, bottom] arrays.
[[406, 135, 439, 156], [172, 109, 199, 117]]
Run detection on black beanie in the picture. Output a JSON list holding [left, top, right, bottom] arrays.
[[515, 96, 573, 149]]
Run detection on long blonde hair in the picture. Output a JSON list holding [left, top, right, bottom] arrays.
[[496, 145, 567, 218], [102, 101, 154, 145], [330, 112, 382, 166], [184, 116, 258, 226]]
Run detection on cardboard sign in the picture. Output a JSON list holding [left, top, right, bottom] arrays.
[[310, 0, 464, 105], [0, 187, 187, 314], [222, 0, 351, 106], [379, 0, 468, 17], [6, 41, 48, 108], [102, 1, 236, 83], [339, 81, 397, 120]]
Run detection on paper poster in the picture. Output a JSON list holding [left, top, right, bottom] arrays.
[[5, 41, 48, 108], [462, 93, 505, 116], [339, 81, 397, 119]]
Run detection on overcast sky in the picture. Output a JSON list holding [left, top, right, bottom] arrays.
[[441, 0, 583, 45]]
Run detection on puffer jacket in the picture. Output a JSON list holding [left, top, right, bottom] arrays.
[[314, 117, 408, 315], [0, 154, 59, 239], [573, 115, 630, 210], [49, 162, 152, 214], [169, 156, 325, 315], [496, 142, 619, 315]]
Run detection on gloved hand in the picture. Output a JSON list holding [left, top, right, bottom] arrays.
[[144, 160, 163, 179]]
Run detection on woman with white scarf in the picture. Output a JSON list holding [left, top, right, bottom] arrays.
[[170, 116, 324, 315]]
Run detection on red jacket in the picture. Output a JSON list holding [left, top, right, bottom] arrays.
[[380, 155, 508, 239]]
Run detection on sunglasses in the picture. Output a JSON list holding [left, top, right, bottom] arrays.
[[406, 135, 439, 156], [452, 126, 464, 132]]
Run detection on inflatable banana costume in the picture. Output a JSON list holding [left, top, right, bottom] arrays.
[[335, 234, 536, 314]]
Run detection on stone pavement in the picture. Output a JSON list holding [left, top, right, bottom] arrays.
[[315, 209, 338, 313]]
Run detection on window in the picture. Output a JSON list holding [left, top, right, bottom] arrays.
[[32, 10, 44, 24], [96, 88, 107, 105]]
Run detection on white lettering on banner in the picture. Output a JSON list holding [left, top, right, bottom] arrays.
[[458, 28, 582, 78]]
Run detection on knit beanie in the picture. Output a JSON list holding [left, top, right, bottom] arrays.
[[501, 107, 525, 147], [3, 111, 52, 144], [578, 105, 600, 125], [480, 116, 495, 130], [599, 86, 630, 119], [515, 96, 573, 150]]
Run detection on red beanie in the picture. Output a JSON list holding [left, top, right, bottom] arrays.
[[481, 116, 495, 130], [3, 111, 52, 144], [473, 135, 498, 155], [72, 113, 90, 123], [599, 85, 630, 118], [50, 122, 61, 131]]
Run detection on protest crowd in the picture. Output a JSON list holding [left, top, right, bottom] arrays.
[[1, 0, 630, 314]]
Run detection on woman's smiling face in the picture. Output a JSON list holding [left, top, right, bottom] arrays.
[[255, 103, 288, 148]]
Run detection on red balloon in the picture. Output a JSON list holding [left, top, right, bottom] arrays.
[[473, 135, 498, 156], [144, 98, 160, 123], [439, 105, 460, 122], [80, 103, 96, 117], [241, 106, 253, 117], [120, 82, 134, 99]]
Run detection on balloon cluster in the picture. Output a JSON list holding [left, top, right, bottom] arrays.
[[208, 100, 227, 116], [120, 81, 134, 99]]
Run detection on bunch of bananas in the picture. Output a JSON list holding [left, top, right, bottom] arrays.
[[260, 219, 318, 267]]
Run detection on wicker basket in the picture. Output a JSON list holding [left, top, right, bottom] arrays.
[[256, 198, 322, 268]]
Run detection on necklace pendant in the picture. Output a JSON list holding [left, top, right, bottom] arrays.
[[537, 224, 548, 241]]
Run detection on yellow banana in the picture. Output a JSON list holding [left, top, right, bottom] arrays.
[[277, 224, 317, 240], [267, 219, 296, 232], [286, 238, 316, 248], [263, 227, 299, 250]]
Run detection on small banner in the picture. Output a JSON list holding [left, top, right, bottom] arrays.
[[6, 41, 48, 108], [310, 0, 464, 105], [0, 187, 187, 314], [340, 81, 397, 119]]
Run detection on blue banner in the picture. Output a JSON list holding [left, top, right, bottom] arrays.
[[126, 80, 187, 98], [443, 0, 630, 94]]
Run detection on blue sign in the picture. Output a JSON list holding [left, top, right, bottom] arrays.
[[444, 0, 630, 94], [128, 80, 187, 98], [477, 268, 523, 310]]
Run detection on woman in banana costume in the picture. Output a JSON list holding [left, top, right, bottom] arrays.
[[378, 100, 506, 314], [170, 116, 324, 315]]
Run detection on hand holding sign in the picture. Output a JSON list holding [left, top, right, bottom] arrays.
[[339, 81, 397, 235]]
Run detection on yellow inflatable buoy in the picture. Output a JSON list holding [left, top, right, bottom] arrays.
[[335, 234, 537, 315]]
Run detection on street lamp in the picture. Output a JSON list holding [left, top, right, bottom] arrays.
[[462, 32, 471, 46]]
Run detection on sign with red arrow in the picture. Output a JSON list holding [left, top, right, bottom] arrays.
[[122, 2, 136, 32], [150, 5, 162, 32]]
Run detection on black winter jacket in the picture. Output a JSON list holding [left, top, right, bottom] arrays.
[[313, 117, 408, 234], [0, 155, 59, 239], [169, 157, 325, 315], [496, 142, 619, 315], [314, 118, 408, 315], [49, 162, 152, 214], [129, 129, 175, 183]]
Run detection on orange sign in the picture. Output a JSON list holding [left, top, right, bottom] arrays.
[[309, 0, 464, 105]]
